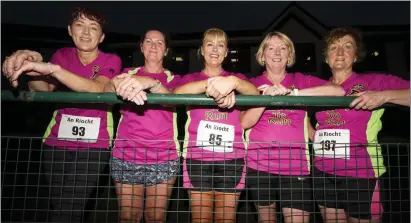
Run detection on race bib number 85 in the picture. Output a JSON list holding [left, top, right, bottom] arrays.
[[196, 120, 235, 153], [313, 129, 350, 159], [58, 114, 101, 143]]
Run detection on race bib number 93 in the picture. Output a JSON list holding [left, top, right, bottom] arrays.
[[58, 114, 101, 143]]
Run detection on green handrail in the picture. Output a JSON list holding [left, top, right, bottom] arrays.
[[0, 90, 397, 108]]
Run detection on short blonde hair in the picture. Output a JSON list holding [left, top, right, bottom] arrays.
[[197, 28, 228, 57], [256, 31, 296, 67]]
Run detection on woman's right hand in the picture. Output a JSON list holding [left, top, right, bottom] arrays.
[[2, 50, 43, 77], [114, 73, 153, 105], [215, 91, 236, 109], [258, 84, 291, 96], [205, 76, 238, 101]]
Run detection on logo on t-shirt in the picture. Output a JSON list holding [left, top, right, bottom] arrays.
[[205, 109, 228, 121], [348, 84, 366, 96], [268, 110, 291, 125], [324, 110, 345, 127], [91, 65, 100, 79]]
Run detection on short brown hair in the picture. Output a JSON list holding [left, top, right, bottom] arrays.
[[69, 7, 107, 32], [256, 32, 296, 67], [323, 27, 366, 63]]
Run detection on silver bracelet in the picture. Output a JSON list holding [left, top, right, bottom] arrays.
[[151, 79, 162, 93], [293, 88, 299, 96], [48, 62, 55, 75]]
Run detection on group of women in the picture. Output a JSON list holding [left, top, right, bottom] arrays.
[[2, 7, 410, 223]]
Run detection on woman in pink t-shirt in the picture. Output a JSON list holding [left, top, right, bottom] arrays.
[[174, 28, 260, 223], [2, 7, 121, 223], [241, 31, 344, 223], [308, 27, 410, 223], [104, 29, 180, 223]]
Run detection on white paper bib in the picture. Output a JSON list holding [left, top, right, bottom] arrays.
[[196, 120, 235, 153], [313, 129, 350, 159], [58, 114, 101, 143]]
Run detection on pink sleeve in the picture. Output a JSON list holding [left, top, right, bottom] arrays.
[[178, 74, 197, 86], [47, 48, 68, 87], [234, 73, 248, 81], [165, 74, 182, 90], [299, 73, 329, 89], [49, 49, 65, 66], [121, 67, 136, 74], [96, 55, 122, 79], [369, 73, 410, 91], [248, 77, 262, 87]]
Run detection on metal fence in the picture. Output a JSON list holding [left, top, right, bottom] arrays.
[[1, 91, 410, 223]]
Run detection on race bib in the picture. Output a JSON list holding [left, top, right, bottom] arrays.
[[313, 129, 350, 159], [58, 114, 101, 143], [196, 120, 235, 153]]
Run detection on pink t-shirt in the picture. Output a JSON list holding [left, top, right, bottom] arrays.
[[314, 73, 409, 178], [181, 71, 248, 161], [112, 67, 181, 164], [246, 72, 329, 176], [43, 47, 121, 150]]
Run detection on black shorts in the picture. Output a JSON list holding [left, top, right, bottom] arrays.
[[313, 168, 383, 220], [246, 167, 314, 212], [183, 158, 246, 193]]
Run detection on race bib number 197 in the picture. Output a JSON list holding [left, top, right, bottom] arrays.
[[313, 129, 350, 159], [196, 120, 235, 153], [58, 114, 101, 143]]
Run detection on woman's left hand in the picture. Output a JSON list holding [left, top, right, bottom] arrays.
[[206, 76, 238, 101], [115, 74, 150, 105], [258, 84, 291, 96], [215, 91, 236, 109], [350, 91, 387, 110], [8, 61, 55, 87]]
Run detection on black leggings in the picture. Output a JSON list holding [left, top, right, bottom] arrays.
[[41, 144, 110, 223]]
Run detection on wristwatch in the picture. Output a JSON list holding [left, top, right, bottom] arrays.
[[293, 88, 299, 96]]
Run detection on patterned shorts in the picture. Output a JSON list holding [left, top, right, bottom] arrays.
[[110, 157, 180, 187]]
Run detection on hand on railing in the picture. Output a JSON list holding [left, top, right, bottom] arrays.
[[113, 73, 147, 105], [350, 91, 388, 110], [111, 73, 165, 105], [2, 50, 43, 77], [258, 84, 291, 96], [2, 50, 44, 87], [214, 91, 236, 109], [206, 76, 238, 101]]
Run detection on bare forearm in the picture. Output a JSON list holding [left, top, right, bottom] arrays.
[[384, 89, 410, 106], [173, 80, 207, 94], [240, 107, 266, 129], [51, 64, 107, 92], [296, 84, 345, 96], [234, 77, 260, 95], [104, 79, 116, 93], [28, 79, 52, 92]]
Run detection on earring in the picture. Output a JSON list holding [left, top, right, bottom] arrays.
[[262, 60, 265, 65]]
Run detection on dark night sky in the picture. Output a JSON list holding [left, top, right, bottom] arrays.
[[1, 1, 410, 35]]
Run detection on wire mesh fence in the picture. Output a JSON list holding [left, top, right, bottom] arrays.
[[2, 91, 409, 223], [1, 136, 409, 223]]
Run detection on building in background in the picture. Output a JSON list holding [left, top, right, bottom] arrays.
[[108, 2, 410, 79], [2, 2, 409, 79]]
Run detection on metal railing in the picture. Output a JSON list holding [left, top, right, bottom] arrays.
[[1, 90, 409, 223]]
